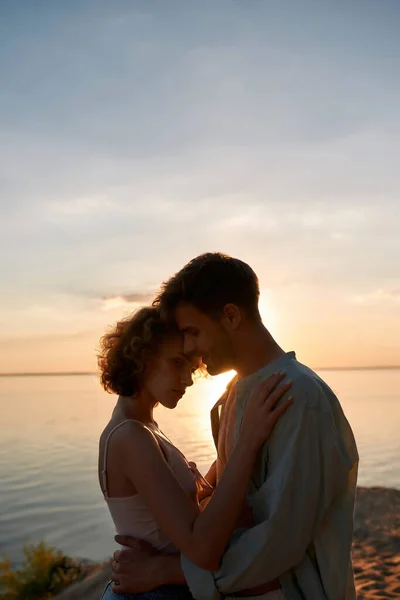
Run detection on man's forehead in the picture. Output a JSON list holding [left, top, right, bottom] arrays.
[[176, 301, 197, 314], [175, 303, 202, 323]]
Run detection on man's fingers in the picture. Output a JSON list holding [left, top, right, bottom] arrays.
[[114, 534, 139, 548], [112, 580, 128, 594], [111, 560, 120, 574], [111, 569, 120, 582], [113, 549, 121, 562], [137, 538, 157, 553], [114, 535, 155, 554], [111, 572, 130, 594]]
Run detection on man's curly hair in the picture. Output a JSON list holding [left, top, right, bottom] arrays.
[[98, 306, 179, 397]]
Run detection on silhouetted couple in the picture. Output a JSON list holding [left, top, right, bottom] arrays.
[[98, 253, 358, 600]]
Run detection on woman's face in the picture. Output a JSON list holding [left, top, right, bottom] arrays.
[[144, 336, 199, 409]]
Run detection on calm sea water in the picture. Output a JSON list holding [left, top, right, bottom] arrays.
[[0, 369, 399, 564]]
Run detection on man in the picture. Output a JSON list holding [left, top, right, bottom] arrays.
[[111, 253, 359, 600]]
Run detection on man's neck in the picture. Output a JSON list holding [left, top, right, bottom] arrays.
[[234, 324, 286, 379]]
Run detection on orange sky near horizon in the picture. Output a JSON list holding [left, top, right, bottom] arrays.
[[1, 287, 399, 374]]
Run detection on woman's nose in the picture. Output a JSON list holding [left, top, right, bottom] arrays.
[[182, 369, 194, 387]]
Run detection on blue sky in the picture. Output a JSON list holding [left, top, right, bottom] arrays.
[[1, 1, 399, 372]]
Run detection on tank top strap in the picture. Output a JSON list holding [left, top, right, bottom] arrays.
[[151, 431, 172, 462], [101, 420, 171, 497], [101, 419, 143, 497]]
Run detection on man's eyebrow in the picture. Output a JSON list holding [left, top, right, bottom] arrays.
[[179, 352, 196, 363], [180, 325, 196, 333], [183, 350, 200, 360]]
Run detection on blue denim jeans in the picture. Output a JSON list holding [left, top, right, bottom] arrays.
[[100, 580, 193, 600]]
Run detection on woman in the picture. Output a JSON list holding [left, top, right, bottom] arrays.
[[98, 307, 292, 600]]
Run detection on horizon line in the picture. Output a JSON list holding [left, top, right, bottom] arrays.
[[1, 365, 400, 377]]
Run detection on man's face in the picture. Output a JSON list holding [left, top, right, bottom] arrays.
[[175, 303, 235, 375]]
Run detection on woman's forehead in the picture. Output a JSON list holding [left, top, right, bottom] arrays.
[[160, 336, 200, 367]]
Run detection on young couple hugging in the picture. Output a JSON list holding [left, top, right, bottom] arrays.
[[98, 253, 358, 600]]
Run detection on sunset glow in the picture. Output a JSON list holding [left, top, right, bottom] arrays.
[[0, 2, 399, 373]]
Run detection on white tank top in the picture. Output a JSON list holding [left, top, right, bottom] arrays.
[[101, 420, 199, 553]]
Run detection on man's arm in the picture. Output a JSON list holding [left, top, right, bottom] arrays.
[[111, 537, 186, 594], [181, 392, 356, 600]]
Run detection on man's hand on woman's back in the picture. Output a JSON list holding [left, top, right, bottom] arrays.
[[111, 536, 185, 594]]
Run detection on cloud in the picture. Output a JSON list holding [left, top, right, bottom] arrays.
[[47, 195, 114, 217], [101, 293, 154, 311], [351, 288, 400, 306], [1, 1, 400, 371], [0, 330, 93, 346]]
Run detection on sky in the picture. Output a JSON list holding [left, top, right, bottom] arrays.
[[0, 0, 399, 373]]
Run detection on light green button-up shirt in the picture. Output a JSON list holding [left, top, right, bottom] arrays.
[[181, 352, 359, 600]]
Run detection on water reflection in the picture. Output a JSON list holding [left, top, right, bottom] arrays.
[[0, 369, 399, 563]]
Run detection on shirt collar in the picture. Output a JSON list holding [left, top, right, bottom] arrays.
[[235, 351, 296, 407]]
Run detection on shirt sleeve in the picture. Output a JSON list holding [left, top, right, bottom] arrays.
[[181, 389, 353, 600]]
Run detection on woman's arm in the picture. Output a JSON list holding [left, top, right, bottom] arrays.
[[204, 460, 217, 487], [118, 373, 292, 571], [188, 461, 214, 503]]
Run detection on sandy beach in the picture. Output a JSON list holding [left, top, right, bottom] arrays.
[[352, 487, 400, 599], [57, 486, 400, 600]]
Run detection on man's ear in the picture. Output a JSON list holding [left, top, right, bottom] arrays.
[[221, 304, 242, 330]]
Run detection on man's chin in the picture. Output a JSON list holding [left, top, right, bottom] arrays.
[[206, 363, 228, 376]]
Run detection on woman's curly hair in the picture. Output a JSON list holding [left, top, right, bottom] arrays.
[[98, 306, 179, 397]]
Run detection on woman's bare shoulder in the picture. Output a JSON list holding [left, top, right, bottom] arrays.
[[105, 419, 159, 452]]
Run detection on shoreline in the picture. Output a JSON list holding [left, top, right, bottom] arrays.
[[56, 485, 400, 600], [2, 366, 400, 378]]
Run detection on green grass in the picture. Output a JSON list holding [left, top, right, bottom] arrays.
[[0, 541, 87, 599]]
